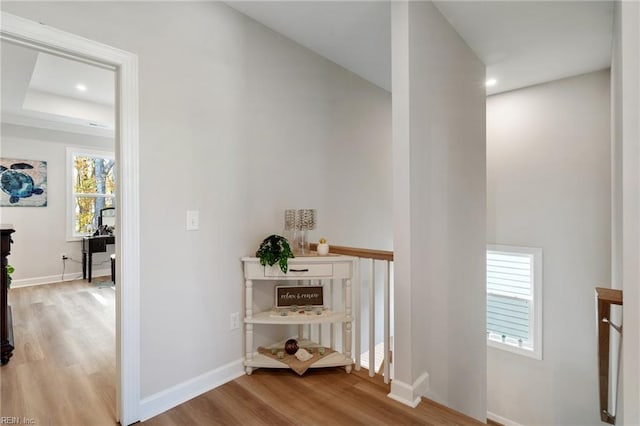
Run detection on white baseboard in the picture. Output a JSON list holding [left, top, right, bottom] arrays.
[[387, 372, 429, 408], [11, 268, 111, 288], [487, 411, 525, 426], [139, 358, 245, 421]]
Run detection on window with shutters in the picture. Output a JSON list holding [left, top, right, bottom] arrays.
[[487, 245, 542, 360]]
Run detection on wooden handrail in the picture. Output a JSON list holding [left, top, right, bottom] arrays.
[[596, 288, 623, 305], [595, 287, 623, 424], [309, 243, 394, 261]]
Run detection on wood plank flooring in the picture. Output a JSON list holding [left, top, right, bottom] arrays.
[[0, 278, 116, 426], [143, 368, 484, 426], [2, 279, 485, 426]]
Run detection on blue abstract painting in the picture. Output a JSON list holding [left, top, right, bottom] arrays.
[[0, 158, 47, 207]]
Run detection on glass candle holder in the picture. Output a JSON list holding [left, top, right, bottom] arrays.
[[283, 209, 296, 246], [294, 209, 316, 255], [295, 229, 309, 255]]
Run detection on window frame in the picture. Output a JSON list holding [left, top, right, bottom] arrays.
[[66, 147, 115, 241], [487, 244, 543, 360]]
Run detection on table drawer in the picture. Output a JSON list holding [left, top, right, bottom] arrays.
[[264, 263, 333, 278], [92, 238, 107, 252]]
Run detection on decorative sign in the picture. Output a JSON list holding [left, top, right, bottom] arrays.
[[276, 286, 323, 308]]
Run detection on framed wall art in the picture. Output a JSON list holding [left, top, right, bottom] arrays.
[[0, 158, 47, 207]]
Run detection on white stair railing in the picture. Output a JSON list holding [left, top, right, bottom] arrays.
[[311, 244, 394, 384]]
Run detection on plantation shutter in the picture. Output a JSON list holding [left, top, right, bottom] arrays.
[[486, 251, 533, 342]]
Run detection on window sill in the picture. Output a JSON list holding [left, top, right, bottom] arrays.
[[487, 338, 542, 360]]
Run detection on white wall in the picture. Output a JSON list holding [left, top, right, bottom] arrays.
[[487, 70, 611, 425], [0, 123, 114, 284], [325, 82, 392, 250], [391, 1, 486, 420], [611, 2, 624, 420], [613, 1, 640, 423], [0, 1, 392, 410]]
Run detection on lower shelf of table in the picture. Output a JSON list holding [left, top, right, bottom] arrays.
[[244, 338, 353, 373], [245, 351, 353, 370]]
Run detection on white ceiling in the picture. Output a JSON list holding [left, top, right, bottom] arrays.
[[434, 1, 614, 95], [1, 1, 616, 137], [227, 1, 391, 90], [29, 52, 114, 106], [1, 40, 115, 135], [226, 1, 614, 95]]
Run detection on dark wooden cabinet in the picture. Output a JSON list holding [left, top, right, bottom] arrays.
[[1, 225, 15, 365]]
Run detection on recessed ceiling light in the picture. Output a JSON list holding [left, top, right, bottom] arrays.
[[485, 78, 497, 88], [76, 84, 87, 92]]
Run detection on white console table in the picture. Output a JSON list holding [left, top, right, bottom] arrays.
[[241, 254, 356, 375]]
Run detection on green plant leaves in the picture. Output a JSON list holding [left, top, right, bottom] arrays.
[[256, 235, 294, 273], [6, 264, 14, 288]]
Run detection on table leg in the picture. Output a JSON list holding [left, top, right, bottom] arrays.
[[345, 277, 352, 373], [88, 252, 93, 283], [82, 252, 87, 279], [245, 279, 253, 375]]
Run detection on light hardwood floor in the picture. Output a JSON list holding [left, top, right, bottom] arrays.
[[0, 278, 116, 426], [143, 368, 484, 426], [2, 280, 485, 426]]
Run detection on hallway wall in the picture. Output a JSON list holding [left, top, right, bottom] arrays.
[[487, 70, 611, 425]]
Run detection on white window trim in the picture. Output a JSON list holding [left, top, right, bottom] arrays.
[[487, 244, 543, 360], [66, 146, 115, 241]]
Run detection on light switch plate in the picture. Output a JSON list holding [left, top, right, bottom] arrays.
[[230, 312, 240, 330], [186, 210, 199, 231]]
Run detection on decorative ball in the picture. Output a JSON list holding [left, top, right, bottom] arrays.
[[319, 238, 327, 244], [285, 339, 299, 355]]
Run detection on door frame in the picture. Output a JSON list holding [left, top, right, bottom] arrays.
[[1, 12, 141, 425]]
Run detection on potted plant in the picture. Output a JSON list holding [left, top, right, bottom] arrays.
[[256, 235, 294, 273], [6, 264, 14, 288]]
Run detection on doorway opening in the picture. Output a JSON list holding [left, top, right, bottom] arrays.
[[1, 12, 140, 425]]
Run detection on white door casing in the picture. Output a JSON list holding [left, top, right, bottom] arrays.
[[0, 12, 141, 425]]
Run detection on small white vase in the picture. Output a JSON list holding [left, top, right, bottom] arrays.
[[317, 243, 329, 256]]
